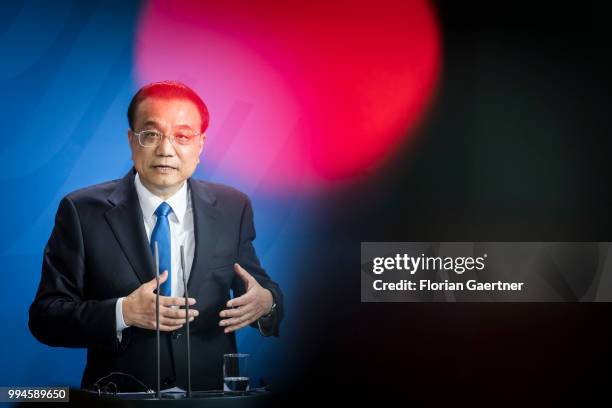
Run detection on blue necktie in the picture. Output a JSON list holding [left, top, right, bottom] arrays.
[[151, 202, 172, 296]]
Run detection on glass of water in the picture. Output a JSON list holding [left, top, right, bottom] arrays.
[[223, 353, 250, 394]]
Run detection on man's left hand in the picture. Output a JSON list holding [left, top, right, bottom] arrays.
[[219, 263, 274, 333]]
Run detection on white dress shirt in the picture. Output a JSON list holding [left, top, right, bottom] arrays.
[[115, 173, 195, 339]]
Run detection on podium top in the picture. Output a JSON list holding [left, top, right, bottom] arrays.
[[59, 387, 275, 407]]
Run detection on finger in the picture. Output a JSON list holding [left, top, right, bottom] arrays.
[[226, 293, 254, 308], [158, 323, 185, 332], [160, 296, 197, 307], [219, 305, 253, 318], [233, 263, 253, 285], [160, 315, 195, 326], [146, 318, 183, 331], [145, 270, 168, 289], [224, 318, 254, 334], [219, 311, 256, 328], [162, 306, 200, 319], [218, 310, 252, 326]]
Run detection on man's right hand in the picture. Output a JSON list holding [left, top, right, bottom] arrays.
[[122, 271, 199, 331]]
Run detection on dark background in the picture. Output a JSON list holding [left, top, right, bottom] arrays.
[[286, 1, 612, 404], [3, 1, 611, 404]]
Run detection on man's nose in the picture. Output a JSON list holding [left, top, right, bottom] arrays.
[[155, 134, 175, 156]]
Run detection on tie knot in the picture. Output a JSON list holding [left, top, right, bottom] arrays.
[[155, 202, 172, 218]]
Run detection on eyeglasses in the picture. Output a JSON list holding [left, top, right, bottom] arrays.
[[132, 129, 203, 148]]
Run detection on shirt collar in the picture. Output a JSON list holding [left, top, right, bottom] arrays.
[[134, 172, 189, 224]]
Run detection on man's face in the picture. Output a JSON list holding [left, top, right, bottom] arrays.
[[128, 97, 204, 197]]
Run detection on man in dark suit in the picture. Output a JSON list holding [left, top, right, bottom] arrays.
[[28, 81, 283, 391]]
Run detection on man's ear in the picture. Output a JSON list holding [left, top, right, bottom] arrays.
[[196, 133, 205, 163], [128, 129, 137, 148], [127, 130, 136, 160], [199, 133, 206, 152]]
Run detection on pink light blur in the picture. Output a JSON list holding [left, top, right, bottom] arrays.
[[135, 0, 441, 193]]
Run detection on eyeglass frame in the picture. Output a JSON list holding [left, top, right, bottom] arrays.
[[130, 128, 205, 148]]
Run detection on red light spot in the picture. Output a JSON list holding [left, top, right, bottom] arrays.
[[135, 0, 441, 193]]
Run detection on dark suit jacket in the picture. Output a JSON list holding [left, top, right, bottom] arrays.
[[29, 169, 283, 391]]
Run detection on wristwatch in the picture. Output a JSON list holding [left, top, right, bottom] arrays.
[[261, 301, 276, 319]]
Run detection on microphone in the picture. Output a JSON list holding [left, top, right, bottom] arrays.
[[180, 245, 192, 398], [154, 241, 161, 400]]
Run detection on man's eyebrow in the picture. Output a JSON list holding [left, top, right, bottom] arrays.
[[174, 124, 197, 130], [140, 121, 195, 131], [142, 120, 162, 128]]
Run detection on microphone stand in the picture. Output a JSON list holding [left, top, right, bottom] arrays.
[[152, 244, 192, 400], [154, 241, 161, 400], [180, 245, 192, 398]]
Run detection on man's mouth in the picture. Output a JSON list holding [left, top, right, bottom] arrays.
[[152, 165, 178, 173]]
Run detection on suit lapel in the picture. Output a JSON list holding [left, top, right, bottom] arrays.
[[104, 169, 155, 284], [187, 178, 221, 291]]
